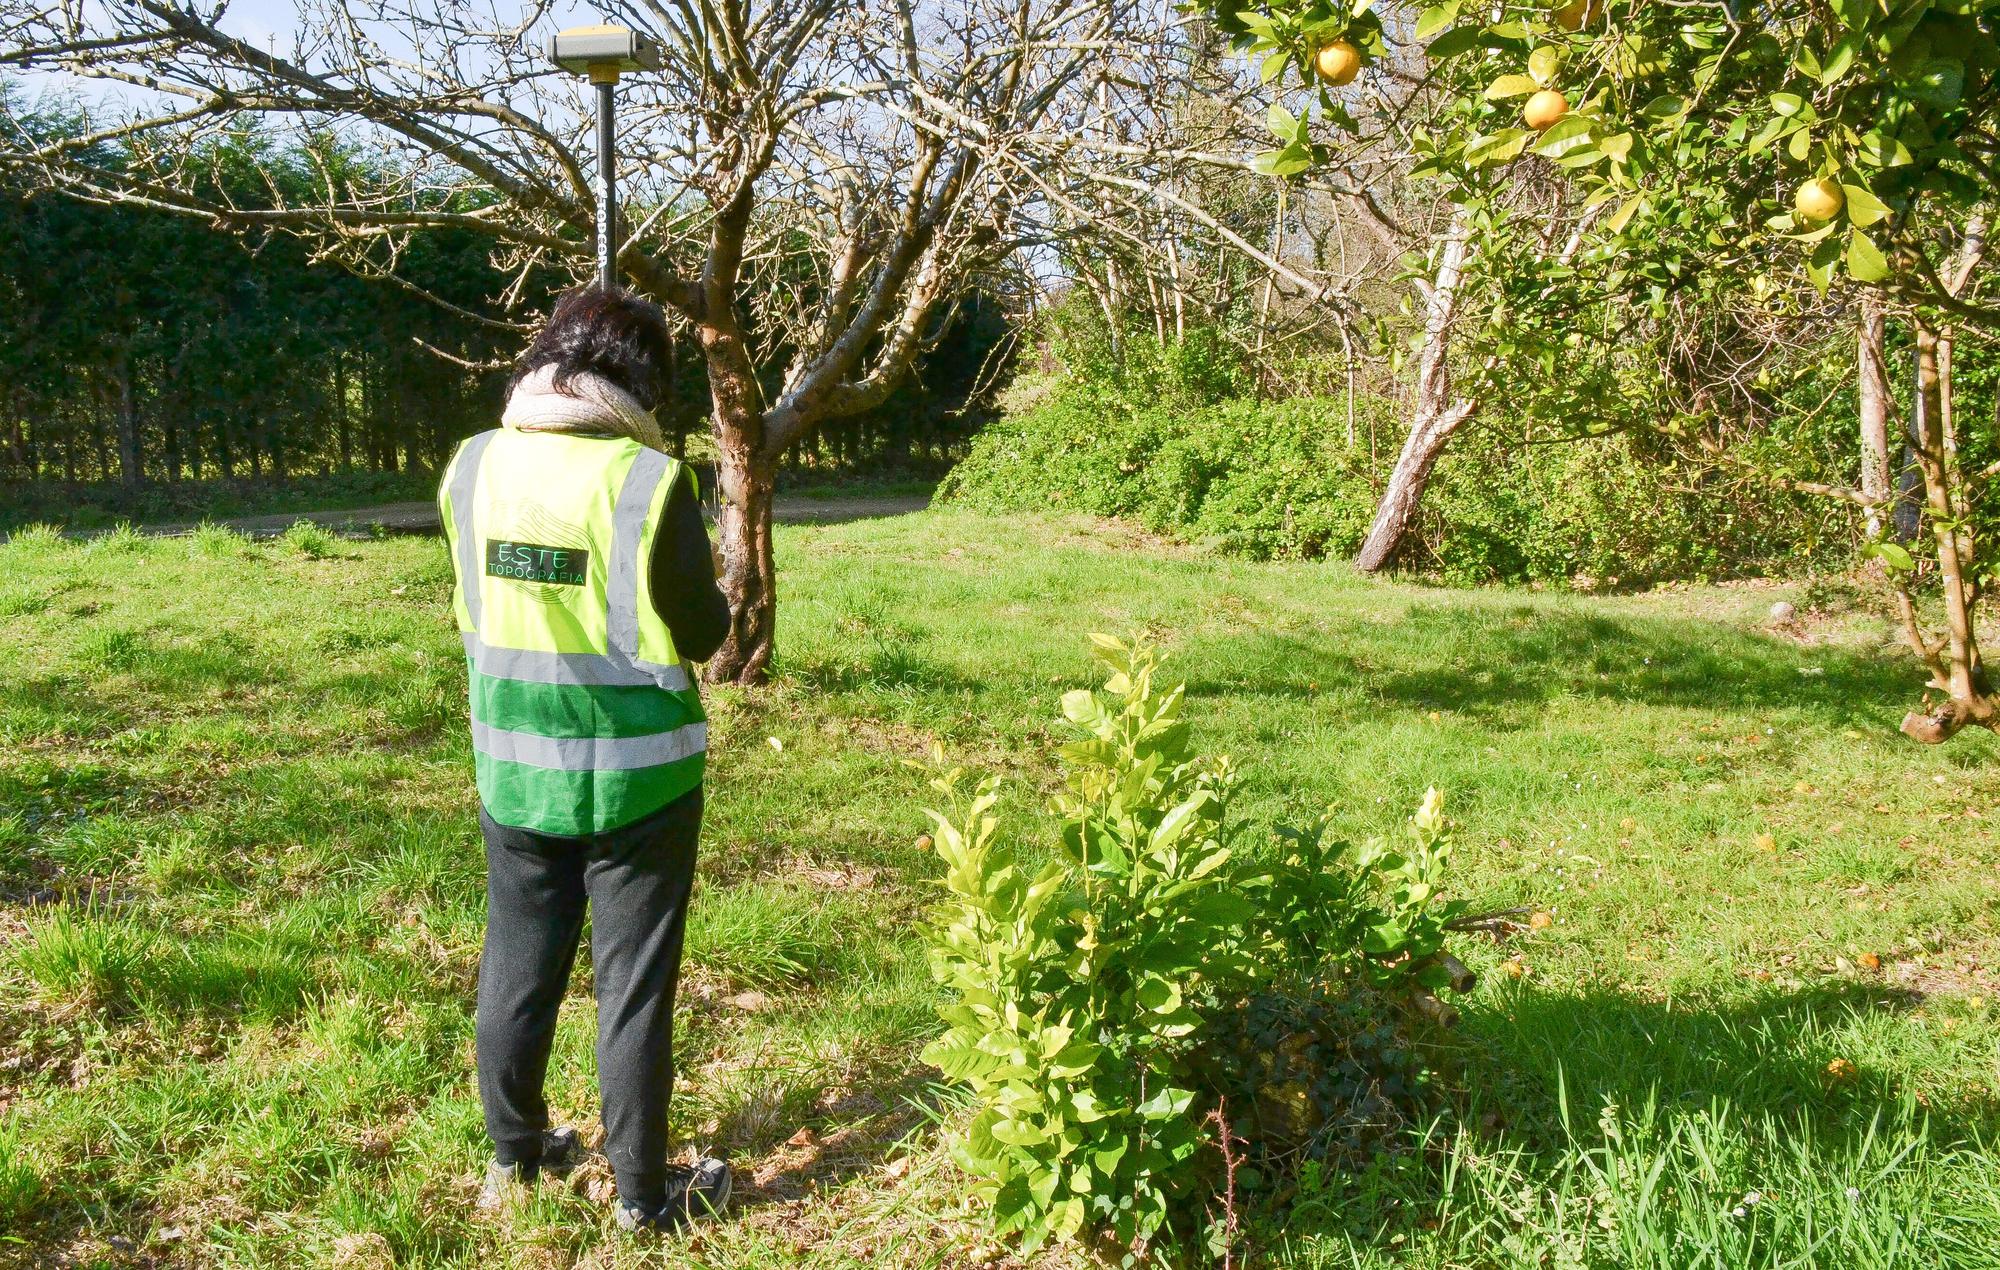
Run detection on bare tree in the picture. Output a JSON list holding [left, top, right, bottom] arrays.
[[1, 0, 1151, 681]]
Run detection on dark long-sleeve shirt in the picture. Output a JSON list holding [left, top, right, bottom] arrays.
[[648, 473, 731, 664]]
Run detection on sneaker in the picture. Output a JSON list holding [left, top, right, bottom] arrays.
[[613, 1157, 732, 1233], [477, 1127, 584, 1210]]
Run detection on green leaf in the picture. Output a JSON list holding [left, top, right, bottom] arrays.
[[1260, 50, 1290, 84], [1640, 94, 1687, 121], [1060, 688, 1105, 728], [1413, 4, 1459, 40], [1363, 919, 1407, 953], [1864, 540, 1916, 571], [1265, 102, 1299, 142], [1769, 91, 1805, 117], [1912, 58, 1966, 108], [1484, 73, 1541, 100], [1532, 114, 1595, 160], [1426, 24, 1486, 59], [1137, 976, 1183, 1014], [1092, 1139, 1127, 1176], [1605, 194, 1645, 233], [1845, 229, 1889, 282], [1856, 130, 1913, 167], [1527, 44, 1563, 86], [1134, 1085, 1194, 1119], [1840, 182, 1889, 227], [1465, 129, 1529, 168], [1805, 237, 1838, 295], [1746, 115, 1789, 154], [921, 1034, 994, 1081], [1150, 791, 1211, 850], [991, 1117, 1049, 1147], [965, 1109, 1001, 1163], [1254, 145, 1316, 178]]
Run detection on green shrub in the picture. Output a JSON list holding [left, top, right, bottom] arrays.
[[920, 635, 1468, 1258], [945, 370, 1836, 584], [1424, 432, 1834, 586]]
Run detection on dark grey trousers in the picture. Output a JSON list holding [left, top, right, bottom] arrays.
[[475, 786, 702, 1208]]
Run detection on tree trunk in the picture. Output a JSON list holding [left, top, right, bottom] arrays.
[[1900, 322, 1993, 742], [7, 390, 28, 475], [335, 355, 352, 474], [113, 350, 142, 488], [1355, 216, 1476, 573], [1857, 296, 1892, 542], [707, 442, 778, 685], [1353, 399, 1478, 572]]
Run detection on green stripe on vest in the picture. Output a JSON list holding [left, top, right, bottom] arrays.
[[470, 672, 703, 740], [474, 752, 704, 839]]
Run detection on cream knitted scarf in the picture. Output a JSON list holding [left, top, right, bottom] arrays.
[[500, 364, 668, 453]]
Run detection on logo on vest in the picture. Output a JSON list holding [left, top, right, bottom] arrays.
[[486, 540, 590, 587]]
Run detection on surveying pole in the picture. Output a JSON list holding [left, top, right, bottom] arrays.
[[548, 24, 663, 289]]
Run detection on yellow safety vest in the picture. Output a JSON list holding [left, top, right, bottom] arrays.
[[438, 428, 706, 834]]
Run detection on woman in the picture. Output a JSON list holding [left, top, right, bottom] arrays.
[[437, 285, 732, 1233]]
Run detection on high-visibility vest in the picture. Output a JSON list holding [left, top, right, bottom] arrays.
[[438, 428, 707, 835]]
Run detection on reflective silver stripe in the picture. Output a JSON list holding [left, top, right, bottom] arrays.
[[448, 431, 498, 631], [606, 448, 676, 687], [471, 719, 707, 771], [459, 633, 691, 691]]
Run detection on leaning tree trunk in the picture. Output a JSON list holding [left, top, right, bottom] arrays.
[[1354, 399, 1477, 572], [1355, 218, 1476, 573]]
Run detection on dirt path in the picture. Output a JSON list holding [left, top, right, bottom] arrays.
[[94, 493, 932, 540]]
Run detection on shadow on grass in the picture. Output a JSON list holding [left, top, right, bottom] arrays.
[[1185, 605, 1929, 732], [1470, 980, 1997, 1134], [713, 1063, 942, 1213], [783, 648, 976, 696], [1273, 979, 2000, 1255]]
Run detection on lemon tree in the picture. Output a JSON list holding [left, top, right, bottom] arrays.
[[1186, 0, 2000, 739]]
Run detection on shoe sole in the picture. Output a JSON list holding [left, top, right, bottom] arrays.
[[694, 1171, 732, 1217], [617, 1173, 733, 1235]]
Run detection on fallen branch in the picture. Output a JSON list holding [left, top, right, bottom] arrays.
[[1443, 907, 1530, 935]]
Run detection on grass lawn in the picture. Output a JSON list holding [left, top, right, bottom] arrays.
[[1, 510, 1996, 1268]]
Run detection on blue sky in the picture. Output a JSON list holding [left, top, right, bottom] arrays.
[[16, 0, 610, 109]]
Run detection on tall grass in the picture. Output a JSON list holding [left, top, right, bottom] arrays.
[[15, 900, 158, 1006]]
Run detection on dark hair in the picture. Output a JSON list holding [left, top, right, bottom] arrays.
[[512, 286, 673, 411]]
